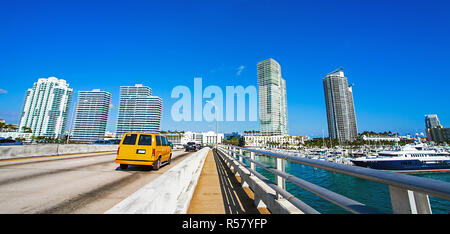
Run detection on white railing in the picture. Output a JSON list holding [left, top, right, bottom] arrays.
[[218, 145, 450, 214]]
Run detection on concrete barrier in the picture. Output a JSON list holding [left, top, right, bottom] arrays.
[[0, 144, 118, 160], [105, 147, 210, 214]]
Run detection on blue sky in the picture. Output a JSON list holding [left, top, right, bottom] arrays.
[[1, 0, 449, 137]]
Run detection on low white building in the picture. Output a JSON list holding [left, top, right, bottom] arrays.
[[166, 131, 224, 146], [201, 131, 224, 145], [104, 131, 117, 139], [0, 132, 33, 141], [361, 135, 400, 142], [244, 135, 306, 148]]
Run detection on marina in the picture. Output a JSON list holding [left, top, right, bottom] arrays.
[[243, 142, 450, 214]]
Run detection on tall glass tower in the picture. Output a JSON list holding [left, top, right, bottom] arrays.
[[323, 68, 358, 142], [19, 77, 73, 138], [425, 114, 441, 129], [257, 58, 288, 136], [72, 89, 111, 142], [425, 114, 442, 140], [116, 84, 162, 138]]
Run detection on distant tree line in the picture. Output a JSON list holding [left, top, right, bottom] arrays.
[[223, 137, 245, 147], [243, 130, 260, 135]]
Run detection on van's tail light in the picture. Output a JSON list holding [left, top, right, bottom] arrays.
[[152, 149, 156, 157], [117, 146, 120, 155]]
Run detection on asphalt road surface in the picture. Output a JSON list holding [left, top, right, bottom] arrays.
[[0, 149, 194, 214]]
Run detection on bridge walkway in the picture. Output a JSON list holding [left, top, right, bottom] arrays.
[[187, 149, 269, 214]]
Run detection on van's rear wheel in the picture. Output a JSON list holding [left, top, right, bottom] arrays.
[[153, 157, 161, 170], [120, 164, 128, 170]]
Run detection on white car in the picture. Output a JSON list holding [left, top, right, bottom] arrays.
[[174, 144, 184, 149]]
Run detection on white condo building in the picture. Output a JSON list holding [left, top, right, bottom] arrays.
[[244, 135, 306, 148], [72, 89, 111, 143], [116, 84, 162, 138], [165, 131, 224, 145], [19, 77, 73, 138], [425, 114, 441, 129], [323, 68, 358, 142], [425, 114, 442, 140], [257, 58, 288, 136]]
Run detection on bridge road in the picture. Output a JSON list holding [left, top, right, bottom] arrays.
[[0, 149, 194, 214]]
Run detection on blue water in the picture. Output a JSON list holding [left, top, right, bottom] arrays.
[[241, 153, 450, 214]]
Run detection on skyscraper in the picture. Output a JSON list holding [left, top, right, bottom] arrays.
[[116, 84, 162, 137], [19, 77, 73, 138], [425, 114, 442, 129], [425, 114, 443, 141], [323, 68, 358, 142], [257, 58, 288, 136], [72, 89, 111, 142]]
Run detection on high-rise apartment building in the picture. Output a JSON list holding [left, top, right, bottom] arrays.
[[72, 89, 111, 142], [425, 114, 442, 138], [116, 84, 162, 138], [425, 114, 449, 142], [19, 77, 73, 138], [257, 58, 288, 136], [425, 114, 441, 129], [323, 68, 358, 142]]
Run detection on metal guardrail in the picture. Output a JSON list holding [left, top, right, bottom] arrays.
[[218, 145, 450, 214]]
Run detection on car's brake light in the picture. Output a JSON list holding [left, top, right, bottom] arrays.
[[117, 146, 120, 154], [152, 149, 156, 156]]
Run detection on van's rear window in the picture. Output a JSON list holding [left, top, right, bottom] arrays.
[[138, 135, 152, 146], [122, 134, 137, 145]]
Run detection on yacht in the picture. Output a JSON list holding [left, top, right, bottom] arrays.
[[351, 143, 450, 172]]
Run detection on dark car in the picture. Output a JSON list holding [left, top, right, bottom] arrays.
[[89, 140, 109, 145], [0, 138, 23, 146], [89, 139, 121, 145], [185, 142, 197, 152], [107, 139, 121, 144]]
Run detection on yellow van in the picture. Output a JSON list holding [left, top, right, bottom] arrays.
[[115, 132, 172, 170]]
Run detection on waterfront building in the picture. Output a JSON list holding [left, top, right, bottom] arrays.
[[257, 58, 288, 136], [201, 131, 224, 145], [428, 126, 450, 142], [116, 84, 162, 138], [165, 131, 224, 145], [425, 114, 443, 140], [244, 135, 306, 148], [442, 128, 450, 142], [0, 132, 33, 141], [425, 114, 442, 129], [360, 135, 400, 142], [424, 114, 450, 142], [0, 120, 18, 131], [323, 68, 358, 142], [72, 89, 111, 143], [18, 77, 73, 138], [104, 131, 117, 139]]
